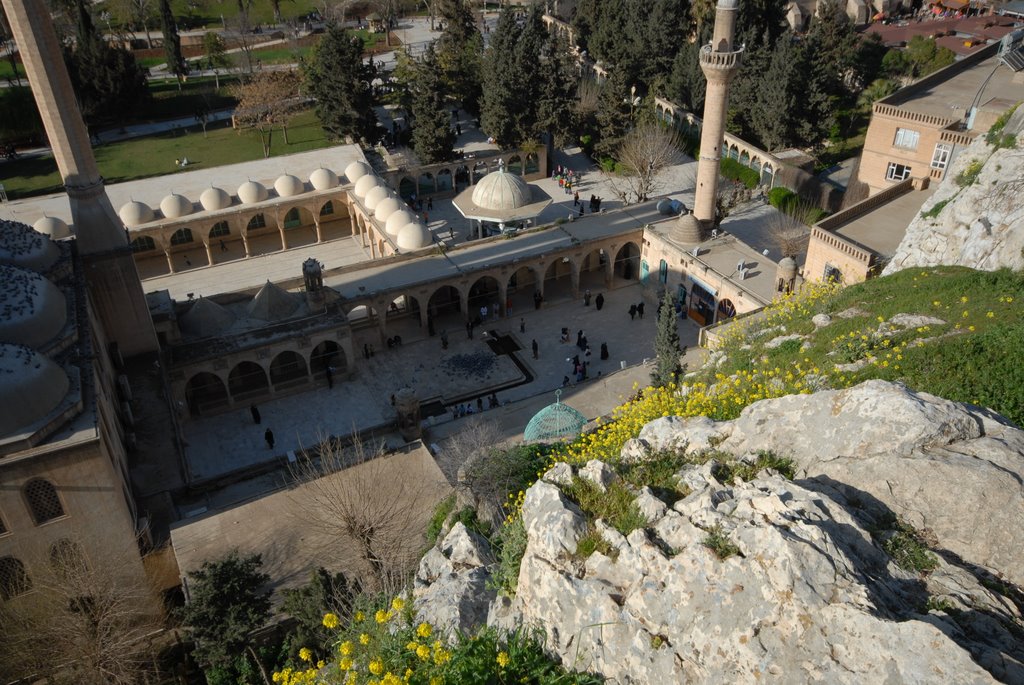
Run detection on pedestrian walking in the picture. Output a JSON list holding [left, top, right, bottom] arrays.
[[584, 289, 591, 306], [265, 428, 275, 449], [466, 320, 473, 339], [629, 304, 637, 320], [184, 255, 191, 267], [476, 397, 484, 412], [520, 318, 526, 333], [532, 339, 539, 359], [600, 342, 609, 360], [573, 191, 580, 206], [579, 204, 584, 217], [363, 343, 370, 359], [595, 293, 604, 310], [576, 330, 584, 347], [480, 305, 488, 321], [325, 365, 334, 389], [250, 404, 261, 424], [219, 239, 228, 252], [637, 302, 645, 319], [428, 197, 433, 211]]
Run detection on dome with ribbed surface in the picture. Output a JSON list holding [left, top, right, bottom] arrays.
[[0, 343, 69, 437], [33, 216, 71, 240], [385, 209, 417, 237], [160, 193, 193, 219], [119, 201, 155, 227], [353, 174, 382, 199], [344, 161, 371, 183], [275, 174, 305, 198], [200, 186, 232, 211], [0, 264, 67, 348], [523, 391, 587, 443], [396, 222, 432, 251], [471, 168, 530, 211], [310, 167, 339, 190], [238, 180, 269, 205], [364, 185, 390, 211], [374, 196, 402, 222], [0, 219, 60, 272]]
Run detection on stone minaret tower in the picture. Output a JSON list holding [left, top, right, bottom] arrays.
[[2, 0, 157, 355], [675, 0, 744, 243]]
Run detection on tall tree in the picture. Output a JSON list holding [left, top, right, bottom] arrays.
[[108, 0, 157, 48], [179, 551, 272, 681], [304, 24, 378, 143], [536, 30, 579, 148], [159, 0, 187, 84], [479, 9, 525, 147], [594, 69, 633, 159], [652, 290, 684, 387], [609, 122, 683, 203], [748, 34, 804, 150], [800, 0, 858, 145], [409, 46, 456, 163], [233, 70, 302, 156], [434, 0, 482, 112]]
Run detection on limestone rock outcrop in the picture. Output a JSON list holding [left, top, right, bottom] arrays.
[[413, 523, 496, 636], [884, 108, 1024, 274]]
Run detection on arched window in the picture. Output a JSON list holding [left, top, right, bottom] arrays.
[[0, 557, 31, 599], [49, 539, 88, 578], [169, 228, 193, 245], [130, 235, 156, 253], [209, 221, 230, 238], [283, 207, 301, 228], [24, 478, 64, 524], [319, 201, 334, 216], [247, 214, 267, 230], [659, 259, 668, 284]]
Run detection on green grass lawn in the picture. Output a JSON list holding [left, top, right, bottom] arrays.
[[0, 109, 333, 200], [702, 266, 1024, 426], [0, 60, 26, 81]]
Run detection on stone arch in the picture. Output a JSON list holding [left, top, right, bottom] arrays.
[[578, 248, 607, 290], [525, 153, 539, 174], [269, 350, 308, 387], [613, 242, 640, 281], [23, 477, 64, 524], [185, 371, 229, 416], [472, 161, 488, 184], [507, 154, 522, 175], [228, 361, 269, 400], [761, 163, 775, 186], [507, 265, 540, 311], [398, 177, 416, 199], [310, 340, 346, 375], [131, 235, 157, 252], [0, 557, 31, 600], [728, 144, 739, 161], [418, 172, 435, 196], [739, 150, 750, 167], [347, 304, 379, 327], [543, 257, 575, 301], [427, 284, 462, 321], [467, 275, 501, 319], [454, 165, 470, 189], [247, 213, 267, 231], [751, 158, 762, 177], [209, 221, 230, 239], [388, 294, 420, 318], [717, 298, 736, 321], [436, 168, 453, 192], [170, 228, 194, 245]]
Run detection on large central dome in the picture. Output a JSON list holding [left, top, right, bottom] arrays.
[[471, 168, 531, 211]]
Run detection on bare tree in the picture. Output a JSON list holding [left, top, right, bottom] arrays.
[[767, 201, 814, 259], [0, 536, 165, 685], [607, 122, 683, 204], [287, 435, 446, 595], [108, 0, 157, 48], [233, 70, 303, 156], [224, 9, 257, 74]]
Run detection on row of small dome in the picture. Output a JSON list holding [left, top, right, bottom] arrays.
[[118, 160, 374, 227], [352, 173, 432, 251]]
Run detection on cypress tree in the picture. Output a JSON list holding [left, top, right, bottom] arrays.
[[159, 0, 187, 81], [410, 47, 456, 164], [652, 290, 685, 388], [304, 25, 378, 143]]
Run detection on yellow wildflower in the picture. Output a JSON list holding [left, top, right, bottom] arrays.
[[416, 622, 432, 638], [369, 658, 384, 676], [339, 657, 353, 671], [322, 613, 340, 629], [360, 633, 370, 645], [354, 611, 365, 622], [391, 597, 406, 611], [339, 641, 353, 656], [375, 609, 391, 624], [298, 647, 312, 662], [497, 651, 511, 668], [416, 644, 431, 661]]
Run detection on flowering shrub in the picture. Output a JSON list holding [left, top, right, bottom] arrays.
[[273, 597, 600, 684]]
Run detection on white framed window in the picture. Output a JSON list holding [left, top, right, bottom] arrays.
[[893, 128, 920, 150], [886, 162, 912, 182], [931, 143, 951, 170]]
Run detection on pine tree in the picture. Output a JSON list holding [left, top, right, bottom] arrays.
[[748, 34, 803, 150], [410, 47, 456, 164], [652, 290, 684, 387], [434, 0, 483, 113], [304, 24, 378, 143], [594, 69, 632, 159], [480, 9, 527, 148], [159, 0, 186, 82], [536, 31, 579, 148]]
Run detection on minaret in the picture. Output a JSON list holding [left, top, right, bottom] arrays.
[[674, 0, 743, 243], [2, 0, 157, 355]]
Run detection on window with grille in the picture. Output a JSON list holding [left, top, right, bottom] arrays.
[[284, 208, 301, 229], [930, 143, 951, 170], [320, 201, 334, 216], [130, 236, 156, 252], [170, 228, 194, 245], [24, 478, 64, 524], [210, 221, 230, 238], [885, 162, 912, 182], [823, 263, 843, 284], [247, 214, 267, 230], [893, 128, 920, 150], [0, 557, 31, 599]]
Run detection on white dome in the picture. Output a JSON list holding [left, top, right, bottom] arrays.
[[396, 222, 432, 251], [471, 169, 530, 211], [353, 174, 381, 199], [200, 186, 232, 211], [0, 264, 67, 347], [33, 216, 71, 240], [0, 343, 69, 438], [373, 196, 402, 221], [160, 193, 193, 219], [0, 219, 60, 272], [363, 185, 390, 211], [309, 167, 339, 190], [344, 161, 371, 184], [238, 181, 269, 205], [274, 174, 305, 198], [119, 201, 155, 227], [385, 209, 418, 237]]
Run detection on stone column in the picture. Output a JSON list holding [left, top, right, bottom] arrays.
[[314, 216, 323, 242], [203, 241, 214, 266], [165, 251, 177, 274], [393, 387, 421, 443], [242, 232, 252, 257]]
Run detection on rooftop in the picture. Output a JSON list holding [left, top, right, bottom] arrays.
[[830, 185, 936, 258]]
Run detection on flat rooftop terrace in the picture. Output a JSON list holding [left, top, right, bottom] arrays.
[[832, 185, 935, 258], [883, 54, 1024, 121]]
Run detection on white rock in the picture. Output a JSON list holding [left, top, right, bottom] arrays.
[[579, 459, 616, 491], [542, 461, 573, 486]]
